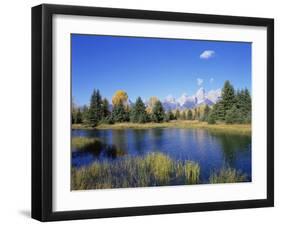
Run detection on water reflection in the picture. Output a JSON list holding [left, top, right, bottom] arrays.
[[72, 128, 251, 180], [209, 131, 251, 167], [132, 130, 146, 155]]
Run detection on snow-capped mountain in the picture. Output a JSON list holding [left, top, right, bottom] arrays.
[[177, 93, 196, 109], [195, 87, 206, 105], [118, 88, 221, 111], [207, 89, 221, 103], [162, 95, 179, 111], [162, 88, 221, 111]]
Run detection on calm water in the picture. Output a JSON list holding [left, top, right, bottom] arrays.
[[72, 128, 251, 181]]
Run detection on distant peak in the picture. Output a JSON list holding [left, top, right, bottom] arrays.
[[165, 87, 220, 110]]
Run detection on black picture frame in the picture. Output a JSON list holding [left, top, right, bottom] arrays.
[[32, 3, 274, 222]]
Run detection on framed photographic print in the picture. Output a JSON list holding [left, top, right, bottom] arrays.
[[32, 4, 274, 221]]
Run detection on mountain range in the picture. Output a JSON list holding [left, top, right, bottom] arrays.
[[120, 87, 221, 111], [161, 87, 221, 111]]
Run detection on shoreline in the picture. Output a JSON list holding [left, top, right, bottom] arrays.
[[72, 121, 251, 135]]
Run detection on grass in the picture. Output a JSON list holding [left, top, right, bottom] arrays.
[[71, 152, 201, 190], [209, 168, 247, 183], [72, 120, 251, 135], [71, 152, 249, 190], [185, 161, 200, 184]]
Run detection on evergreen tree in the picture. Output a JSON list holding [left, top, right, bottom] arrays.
[[146, 112, 152, 123], [225, 105, 244, 124], [175, 109, 180, 120], [164, 113, 170, 122], [75, 108, 82, 124], [71, 103, 83, 124], [88, 89, 103, 126], [187, 109, 193, 120], [81, 105, 89, 123], [152, 100, 165, 123], [197, 109, 201, 120], [212, 101, 225, 121], [207, 111, 216, 124], [220, 80, 236, 119], [71, 108, 76, 124], [235, 88, 251, 122], [101, 98, 110, 119], [244, 89, 251, 114], [130, 97, 148, 123], [167, 110, 175, 120], [245, 111, 251, 124], [111, 103, 129, 122], [211, 82, 251, 124]]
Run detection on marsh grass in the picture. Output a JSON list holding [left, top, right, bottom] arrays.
[[209, 168, 247, 183], [185, 161, 200, 184], [71, 139, 249, 189], [71, 152, 203, 190]]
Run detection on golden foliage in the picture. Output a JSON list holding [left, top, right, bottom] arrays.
[[146, 96, 159, 113], [112, 90, 128, 106]]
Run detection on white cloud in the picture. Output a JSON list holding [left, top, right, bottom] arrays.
[[210, 78, 214, 83], [197, 78, 204, 86], [200, 50, 215, 59]]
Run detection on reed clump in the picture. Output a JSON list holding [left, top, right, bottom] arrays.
[[184, 161, 200, 184], [209, 168, 247, 183], [71, 152, 249, 190], [71, 152, 202, 190]]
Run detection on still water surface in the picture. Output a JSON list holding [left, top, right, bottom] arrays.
[[72, 128, 251, 181]]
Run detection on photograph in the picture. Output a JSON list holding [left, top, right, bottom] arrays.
[[71, 34, 252, 190], [30, 3, 274, 221]]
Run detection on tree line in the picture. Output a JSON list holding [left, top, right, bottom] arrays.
[[72, 80, 251, 127], [207, 80, 251, 124]]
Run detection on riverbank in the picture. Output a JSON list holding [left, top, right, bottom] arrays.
[[72, 120, 251, 135]]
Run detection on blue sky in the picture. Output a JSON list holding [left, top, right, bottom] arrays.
[[72, 34, 251, 106]]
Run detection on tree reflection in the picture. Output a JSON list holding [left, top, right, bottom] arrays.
[[209, 131, 251, 167], [132, 130, 146, 155]]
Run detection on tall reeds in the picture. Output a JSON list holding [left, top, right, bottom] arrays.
[[71, 152, 203, 190]]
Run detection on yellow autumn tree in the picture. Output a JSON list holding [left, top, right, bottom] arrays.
[[112, 90, 128, 106], [146, 96, 158, 114]]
